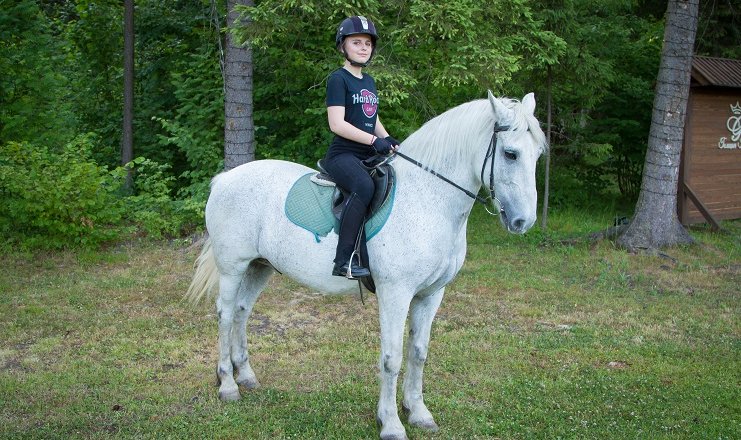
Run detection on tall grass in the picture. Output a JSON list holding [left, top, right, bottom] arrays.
[[1, 208, 738, 439]]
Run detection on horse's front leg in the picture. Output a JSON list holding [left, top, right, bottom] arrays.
[[376, 292, 412, 440], [402, 288, 444, 432]]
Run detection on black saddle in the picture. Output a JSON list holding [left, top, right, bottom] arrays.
[[314, 155, 395, 222]]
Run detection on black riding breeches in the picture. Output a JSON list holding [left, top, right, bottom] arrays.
[[321, 153, 374, 207], [322, 153, 374, 265]]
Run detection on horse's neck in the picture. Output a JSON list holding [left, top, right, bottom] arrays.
[[396, 100, 494, 211], [389, 161, 478, 248]]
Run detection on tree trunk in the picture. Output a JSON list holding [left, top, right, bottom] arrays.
[[223, 0, 255, 170], [122, 0, 134, 191], [540, 65, 552, 230], [617, 0, 698, 251]]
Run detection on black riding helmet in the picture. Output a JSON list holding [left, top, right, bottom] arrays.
[[335, 16, 378, 67]]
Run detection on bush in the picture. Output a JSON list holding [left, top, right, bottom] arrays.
[[0, 136, 208, 249], [0, 137, 126, 249], [122, 157, 205, 239]]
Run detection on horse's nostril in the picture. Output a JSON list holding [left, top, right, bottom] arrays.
[[512, 218, 526, 232]]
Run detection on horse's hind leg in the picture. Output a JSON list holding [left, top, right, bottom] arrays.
[[215, 272, 244, 401], [402, 287, 444, 432], [231, 262, 274, 389], [215, 262, 273, 401]]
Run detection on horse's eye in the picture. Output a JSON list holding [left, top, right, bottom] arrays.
[[504, 150, 518, 161]]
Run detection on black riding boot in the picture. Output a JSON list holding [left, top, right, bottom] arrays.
[[332, 193, 370, 278]]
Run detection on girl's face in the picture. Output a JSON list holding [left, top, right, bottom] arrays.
[[342, 34, 373, 65]]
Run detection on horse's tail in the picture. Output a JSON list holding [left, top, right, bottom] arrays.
[[185, 237, 219, 304]]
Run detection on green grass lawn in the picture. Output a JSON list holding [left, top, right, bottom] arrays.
[[1, 207, 739, 439]]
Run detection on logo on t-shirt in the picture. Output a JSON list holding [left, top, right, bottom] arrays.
[[352, 89, 378, 118]]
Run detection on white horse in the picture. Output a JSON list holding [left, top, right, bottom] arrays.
[[187, 91, 546, 440]]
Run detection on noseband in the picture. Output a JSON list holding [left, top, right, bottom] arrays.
[[395, 122, 511, 216]]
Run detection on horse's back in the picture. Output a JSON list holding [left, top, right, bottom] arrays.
[[208, 159, 311, 209], [205, 159, 314, 248], [210, 159, 313, 195]]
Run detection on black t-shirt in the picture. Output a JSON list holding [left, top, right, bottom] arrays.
[[325, 68, 379, 159]]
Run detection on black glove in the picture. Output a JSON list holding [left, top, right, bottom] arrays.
[[372, 136, 393, 155], [385, 136, 401, 147]]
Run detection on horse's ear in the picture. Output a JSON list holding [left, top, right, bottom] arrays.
[[488, 90, 514, 123], [522, 93, 536, 115]]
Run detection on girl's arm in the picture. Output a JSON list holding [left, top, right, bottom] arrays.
[[327, 106, 377, 145], [375, 117, 399, 148], [374, 117, 390, 139]]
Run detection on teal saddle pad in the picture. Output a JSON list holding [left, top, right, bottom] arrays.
[[285, 172, 395, 242]]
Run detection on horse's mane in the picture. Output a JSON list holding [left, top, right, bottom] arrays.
[[399, 97, 547, 173]]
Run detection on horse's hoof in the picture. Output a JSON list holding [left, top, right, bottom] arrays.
[[403, 403, 439, 432], [378, 420, 408, 440], [410, 418, 439, 432], [218, 388, 241, 402], [380, 433, 408, 440], [237, 377, 260, 390]]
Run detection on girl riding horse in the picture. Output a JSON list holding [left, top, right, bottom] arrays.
[[322, 16, 400, 279]]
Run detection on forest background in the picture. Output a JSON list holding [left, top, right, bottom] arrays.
[[1, 0, 739, 249]]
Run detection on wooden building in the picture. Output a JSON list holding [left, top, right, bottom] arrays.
[[679, 56, 741, 227]]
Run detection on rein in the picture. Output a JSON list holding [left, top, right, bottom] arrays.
[[395, 123, 510, 215]]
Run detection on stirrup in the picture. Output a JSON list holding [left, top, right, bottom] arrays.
[[348, 249, 359, 279]]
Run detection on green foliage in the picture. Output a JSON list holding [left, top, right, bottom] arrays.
[[132, 0, 223, 173], [237, 0, 665, 207], [0, 0, 78, 148], [43, 0, 222, 174], [123, 157, 202, 240], [1, 0, 738, 248], [0, 137, 125, 249], [0, 138, 206, 249], [522, 0, 663, 205], [575, 10, 662, 202], [696, 0, 741, 59], [0, 0, 219, 249], [60, 0, 124, 167], [233, 1, 357, 164], [154, 46, 225, 193]]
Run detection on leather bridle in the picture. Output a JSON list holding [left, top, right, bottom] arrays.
[[394, 122, 511, 216]]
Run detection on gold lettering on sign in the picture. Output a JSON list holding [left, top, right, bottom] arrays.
[[719, 102, 741, 150]]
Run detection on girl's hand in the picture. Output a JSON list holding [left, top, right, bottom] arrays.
[[385, 136, 401, 147], [372, 137, 393, 155]]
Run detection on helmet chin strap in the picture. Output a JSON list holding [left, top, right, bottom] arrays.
[[341, 47, 374, 68], [347, 57, 369, 67]]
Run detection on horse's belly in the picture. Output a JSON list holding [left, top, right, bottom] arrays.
[[259, 226, 360, 295], [282, 271, 361, 296]]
